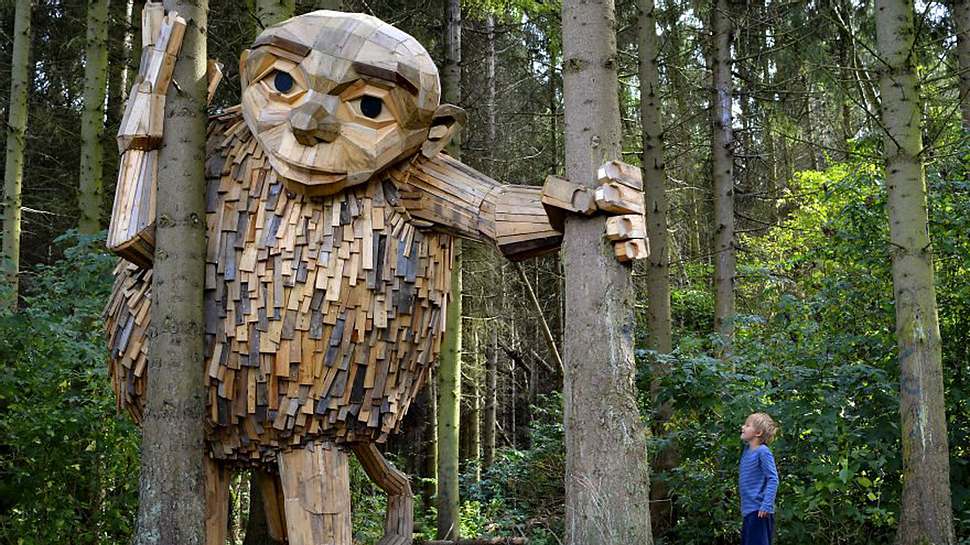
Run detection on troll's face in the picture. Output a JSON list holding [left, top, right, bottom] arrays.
[[241, 12, 452, 196]]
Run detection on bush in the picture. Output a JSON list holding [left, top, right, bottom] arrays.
[[0, 233, 140, 545]]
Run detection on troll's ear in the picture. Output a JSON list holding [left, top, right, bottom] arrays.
[[421, 104, 467, 158], [239, 50, 251, 87]]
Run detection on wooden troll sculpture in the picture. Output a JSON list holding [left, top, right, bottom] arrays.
[[104, 6, 648, 545]]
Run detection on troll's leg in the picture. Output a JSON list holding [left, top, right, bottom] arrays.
[[278, 442, 352, 545], [253, 469, 287, 542], [352, 442, 414, 545], [204, 457, 230, 545]]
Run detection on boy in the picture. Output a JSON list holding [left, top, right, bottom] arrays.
[[739, 412, 779, 545]]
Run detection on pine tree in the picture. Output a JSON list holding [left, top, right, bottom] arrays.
[[436, 0, 463, 538], [1, 0, 32, 310], [710, 0, 736, 353], [79, 0, 111, 234], [876, 0, 956, 542], [133, 1, 210, 543], [560, 0, 653, 543]]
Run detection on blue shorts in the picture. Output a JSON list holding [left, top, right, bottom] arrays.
[[741, 511, 774, 545]]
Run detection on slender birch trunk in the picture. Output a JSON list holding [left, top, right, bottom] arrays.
[[561, 0, 653, 543], [133, 1, 209, 543], [1, 0, 31, 311], [876, 0, 955, 543], [710, 0, 736, 353], [79, 0, 111, 234]]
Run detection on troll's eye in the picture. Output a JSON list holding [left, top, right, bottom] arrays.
[[360, 95, 382, 118], [273, 71, 294, 94]]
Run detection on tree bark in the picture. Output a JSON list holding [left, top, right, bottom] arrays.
[[436, 0, 462, 539], [133, 1, 209, 544], [254, 0, 295, 28], [956, 0, 970, 130], [560, 1, 653, 544], [242, 476, 283, 545], [436, 246, 461, 540], [107, 0, 135, 129], [710, 0, 736, 353], [638, 0, 671, 353], [79, 0, 111, 234], [876, 0, 956, 543], [483, 318, 497, 469], [482, 13, 498, 473], [426, 379, 439, 502], [639, 0, 678, 535], [1, 0, 31, 310], [468, 326, 481, 483]]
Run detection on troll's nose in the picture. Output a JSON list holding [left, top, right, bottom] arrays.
[[289, 94, 340, 146]]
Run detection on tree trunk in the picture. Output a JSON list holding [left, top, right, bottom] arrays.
[[243, 475, 283, 545], [468, 326, 481, 483], [1, 0, 31, 310], [956, 0, 970, 130], [638, 0, 671, 353], [426, 379, 439, 503], [876, 0, 956, 543], [639, 0, 678, 535], [436, 0, 462, 539], [483, 319, 497, 469], [254, 0, 295, 28], [481, 13, 498, 472], [133, 2, 209, 544], [486, 14, 496, 175], [710, 0, 736, 353], [107, 0, 136, 129], [79, 0, 111, 234], [436, 246, 461, 540], [560, 1, 653, 544]]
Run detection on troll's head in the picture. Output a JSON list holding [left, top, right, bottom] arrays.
[[241, 11, 463, 196]]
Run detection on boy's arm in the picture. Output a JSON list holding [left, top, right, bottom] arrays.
[[759, 447, 780, 513]]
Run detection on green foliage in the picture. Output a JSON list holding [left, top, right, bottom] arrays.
[[460, 394, 565, 545], [0, 233, 140, 545], [646, 157, 970, 544]]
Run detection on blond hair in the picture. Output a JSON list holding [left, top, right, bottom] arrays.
[[747, 412, 779, 444]]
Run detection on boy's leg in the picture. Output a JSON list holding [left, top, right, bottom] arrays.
[[741, 512, 772, 545]]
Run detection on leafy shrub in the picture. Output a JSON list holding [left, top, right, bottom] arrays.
[[0, 233, 140, 545]]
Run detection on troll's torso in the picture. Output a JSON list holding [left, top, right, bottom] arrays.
[[106, 110, 455, 466]]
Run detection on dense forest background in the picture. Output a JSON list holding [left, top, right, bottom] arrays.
[[0, 0, 968, 544]]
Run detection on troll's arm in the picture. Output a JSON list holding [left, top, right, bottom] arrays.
[[387, 153, 648, 262]]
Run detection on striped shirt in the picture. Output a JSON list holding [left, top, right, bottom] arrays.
[[739, 444, 779, 515]]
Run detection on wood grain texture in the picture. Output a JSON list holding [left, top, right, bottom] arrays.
[[278, 442, 352, 545], [106, 110, 564, 468]]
